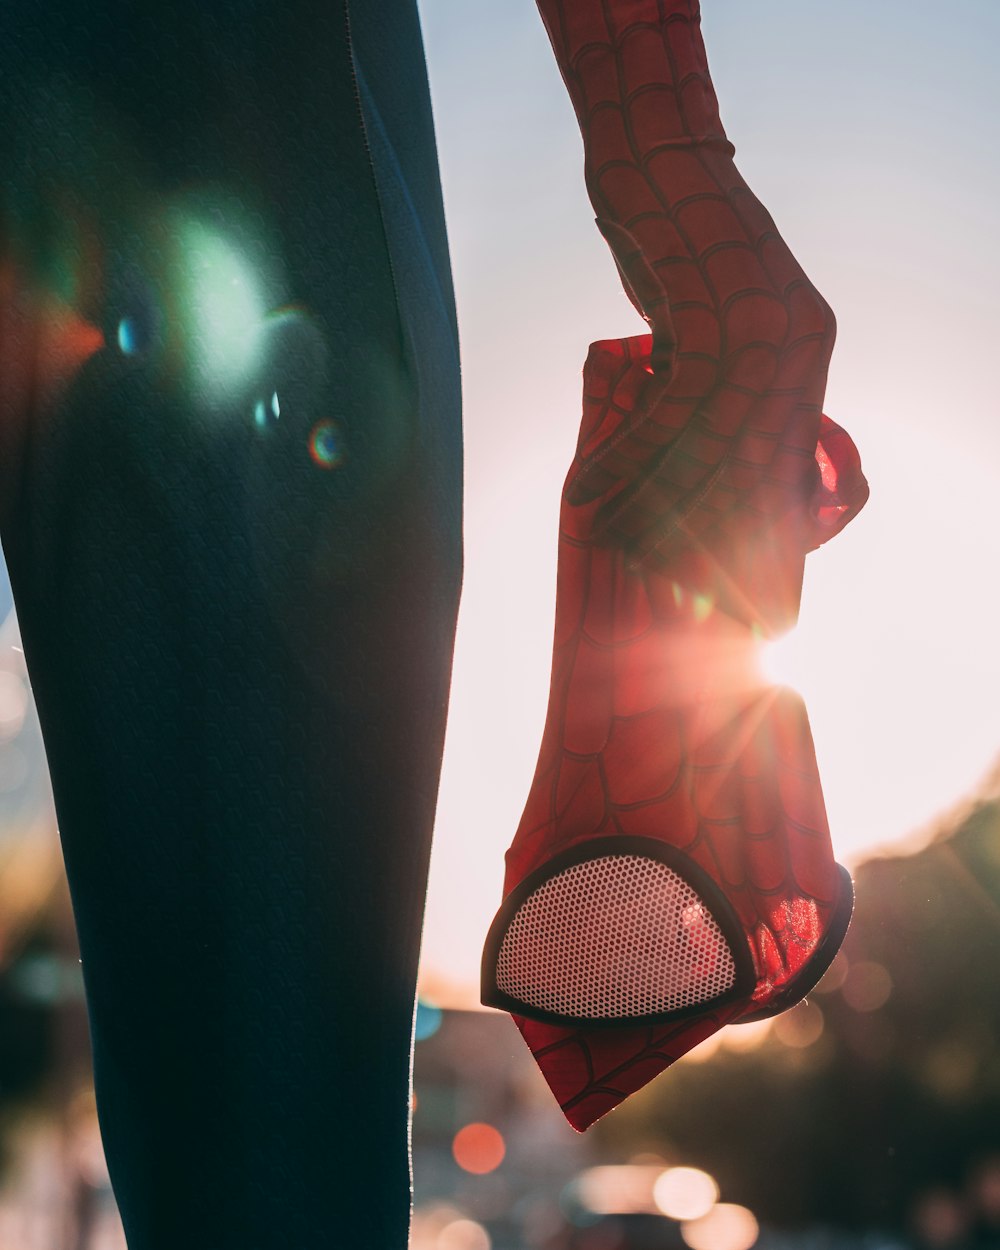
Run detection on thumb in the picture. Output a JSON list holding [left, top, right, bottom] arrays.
[[596, 217, 676, 374]]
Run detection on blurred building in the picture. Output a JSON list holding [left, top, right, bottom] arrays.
[[412, 1005, 594, 1250]]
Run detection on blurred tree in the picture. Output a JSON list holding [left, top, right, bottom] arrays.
[[0, 928, 59, 1117], [595, 766, 1000, 1236]]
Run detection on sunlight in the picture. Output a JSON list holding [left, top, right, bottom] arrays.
[[757, 628, 809, 698]]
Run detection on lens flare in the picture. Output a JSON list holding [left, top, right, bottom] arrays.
[[757, 629, 809, 697], [254, 391, 282, 432], [117, 317, 141, 355], [308, 420, 345, 470], [169, 211, 267, 398]]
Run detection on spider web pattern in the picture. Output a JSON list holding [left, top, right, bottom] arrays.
[[483, 0, 869, 1131], [537, 0, 870, 593]]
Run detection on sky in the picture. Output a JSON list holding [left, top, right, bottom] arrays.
[[417, 0, 1000, 1003], [0, 0, 994, 1010]]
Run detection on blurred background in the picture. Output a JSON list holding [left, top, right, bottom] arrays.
[[0, 0, 998, 1246]]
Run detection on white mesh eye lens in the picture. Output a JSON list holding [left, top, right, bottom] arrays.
[[495, 854, 736, 1020]]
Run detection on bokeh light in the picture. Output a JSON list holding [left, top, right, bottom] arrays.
[[575, 1165, 665, 1215], [910, 1188, 969, 1250], [681, 1203, 759, 1250], [414, 999, 443, 1042], [772, 1001, 825, 1049], [813, 950, 850, 993], [842, 960, 893, 1012], [437, 1217, 491, 1250], [653, 1167, 719, 1221], [970, 1157, 1000, 1223], [919, 1040, 980, 1103], [411, 1203, 465, 1250], [452, 1123, 505, 1175]]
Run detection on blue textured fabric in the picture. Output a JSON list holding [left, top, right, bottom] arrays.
[[0, 2, 462, 1245]]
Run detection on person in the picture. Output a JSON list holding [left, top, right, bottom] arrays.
[[0, 0, 865, 1241], [0, 2, 461, 1246], [481, 0, 866, 1129]]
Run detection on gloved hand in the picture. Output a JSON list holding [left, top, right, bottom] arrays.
[[481, 0, 869, 1131]]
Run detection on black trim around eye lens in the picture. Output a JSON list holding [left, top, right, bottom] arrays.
[[480, 835, 757, 1030], [735, 862, 855, 1023]]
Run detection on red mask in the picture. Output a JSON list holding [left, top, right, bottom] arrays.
[[481, 0, 869, 1131]]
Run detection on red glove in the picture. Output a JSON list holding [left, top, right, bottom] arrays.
[[481, 0, 869, 1131]]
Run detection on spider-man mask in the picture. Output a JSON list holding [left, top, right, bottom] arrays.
[[481, 0, 870, 1131], [480, 328, 868, 1130]]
